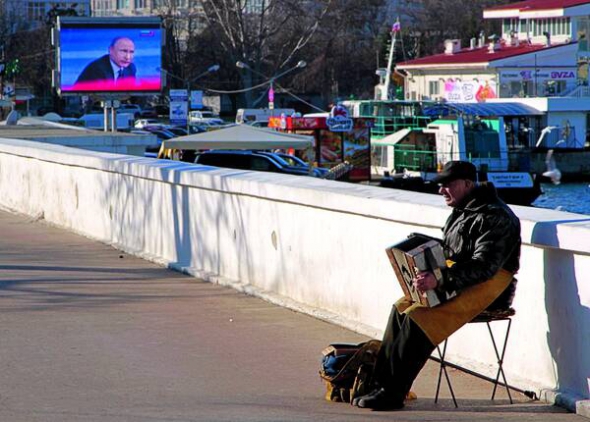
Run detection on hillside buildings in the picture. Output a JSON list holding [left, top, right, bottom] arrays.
[[3, 1, 90, 31], [397, 0, 590, 103]]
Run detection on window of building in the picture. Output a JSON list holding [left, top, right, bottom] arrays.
[[93, 0, 113, 16], [579, 17, 589, 51], [544, 80, 566, 96], [500, 81, 527, 98], [27, 1, 45, 21], [428, 80, 439, 97], [116, 0, 130, 8], [503, 18, 519, 36], [531, 17, 571, 37], [245, 0, 264, 14]]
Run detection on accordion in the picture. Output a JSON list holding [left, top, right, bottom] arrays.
[[385, 234, 456, 307]]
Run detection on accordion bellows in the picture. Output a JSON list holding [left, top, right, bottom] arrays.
[[386, 234, 457, 307]]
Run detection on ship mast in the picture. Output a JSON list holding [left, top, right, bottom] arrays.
[[384, 19, 400, 100], [376, 18, 400, 100]]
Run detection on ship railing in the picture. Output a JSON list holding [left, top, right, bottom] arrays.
[[372, 115, 432, 138], [390, 145, 515, 173], [562, 85, 590, 98]]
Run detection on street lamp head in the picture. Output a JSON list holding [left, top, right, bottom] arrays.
[[296, 60, 307, 69], [236, 61, 249, 69]]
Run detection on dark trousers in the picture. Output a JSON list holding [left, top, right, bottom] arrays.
[[373, 304, 435, 402]]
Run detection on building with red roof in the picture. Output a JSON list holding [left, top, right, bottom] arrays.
[[396, 0, 590, 103]]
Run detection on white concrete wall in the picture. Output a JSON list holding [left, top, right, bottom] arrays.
[[1, 137, 590, 408]]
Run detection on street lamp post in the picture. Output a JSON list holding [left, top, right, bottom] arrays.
[[161, 64, 220, 133], [236, 60, 306, 111]]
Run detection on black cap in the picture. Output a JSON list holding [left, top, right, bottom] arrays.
[[432, 161, 477, 184]]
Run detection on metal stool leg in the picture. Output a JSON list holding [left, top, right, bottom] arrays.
[[434, 339, 458, 407], [487, 318, 513, 404]]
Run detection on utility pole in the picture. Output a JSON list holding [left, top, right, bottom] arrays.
[[0, 44, 5, 105]]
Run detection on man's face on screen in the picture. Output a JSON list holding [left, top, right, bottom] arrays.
[[109, 38, 135, 68]]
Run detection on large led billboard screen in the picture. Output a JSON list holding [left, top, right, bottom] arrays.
[[57, 17, 162, 95]]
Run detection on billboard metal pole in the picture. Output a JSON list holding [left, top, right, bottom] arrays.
[[111, 101, 117, 132], [103, 101, 109, 132]]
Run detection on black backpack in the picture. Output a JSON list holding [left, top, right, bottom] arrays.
[[319, 340, 381, 404]]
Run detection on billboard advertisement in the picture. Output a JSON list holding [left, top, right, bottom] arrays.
[[169, 89, 188, 126], [57, 17, 162, 95], [444, 80, 497, 103]]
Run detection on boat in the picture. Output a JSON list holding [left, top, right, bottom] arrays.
[[378, 102, 542, 205], [342, 99, 543, 206]]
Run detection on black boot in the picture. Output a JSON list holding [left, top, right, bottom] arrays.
[[353, 388, 404, 410]]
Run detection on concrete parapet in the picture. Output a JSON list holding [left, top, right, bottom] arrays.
[[0, 137, 589, 414]]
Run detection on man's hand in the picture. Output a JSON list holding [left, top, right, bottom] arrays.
[[413, 271, 438, 294]]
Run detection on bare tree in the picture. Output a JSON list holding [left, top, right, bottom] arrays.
[[197, 0, 333, 106], [395, 0, 514, 57], [0, 2, 56, 111], [152, 0, 206, 85], [290, 0, 388, 102]]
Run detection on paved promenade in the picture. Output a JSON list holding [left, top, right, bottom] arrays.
[[0, 209, 584, 422]]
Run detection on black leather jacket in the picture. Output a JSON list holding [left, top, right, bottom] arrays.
[[441, 183, 521, 305]]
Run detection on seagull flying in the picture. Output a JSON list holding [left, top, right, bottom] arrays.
[[542, 149, 562, 185]]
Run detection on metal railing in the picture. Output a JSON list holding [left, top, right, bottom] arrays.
[[372, 115, 432, 139], [390, 145, 513, 173], [562, 85, 590, 98]]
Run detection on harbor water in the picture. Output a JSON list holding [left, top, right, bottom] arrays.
[[532, 183, 590, 215]]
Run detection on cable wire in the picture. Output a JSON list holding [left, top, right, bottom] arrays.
[[204, 79, 273, 94]]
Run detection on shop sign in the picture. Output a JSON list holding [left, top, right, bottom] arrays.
[[292, 117, 324, 129], [190, 90, 203, 109], [551, 71, 575, 79], [169, 89, 188, 125], [268, 116, 325, 130], [2, 83, 15, 98], [500, 69, 576, 81], [487, 172, 533, 188], [326, 104, 353, 132]]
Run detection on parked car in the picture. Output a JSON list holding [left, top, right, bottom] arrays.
[[117, 104, 142, 119], [189, 125, 207, 134], [164, 126, 189, 137], [131, 129, 161, 155], [192, 120, 227, 132], [153, 104, 169, 117], [188, 110, 224, 125], [256, 151, 330, 178], [142, 125, 176, 140], [36, 106, 56, 116], [140, 106, 158, 118], [194, 150, 323, 177], [135, 118, 161, 129]]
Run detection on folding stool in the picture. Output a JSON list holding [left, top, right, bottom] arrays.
[[434, 308, 515, 407]]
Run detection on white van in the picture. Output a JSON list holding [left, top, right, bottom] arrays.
[[77, 113, 134, 130], [188, 110, 224, 125], [235, 108, 296, 125]]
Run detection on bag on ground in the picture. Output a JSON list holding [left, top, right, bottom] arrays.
[[318, 339, 381, 404]]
